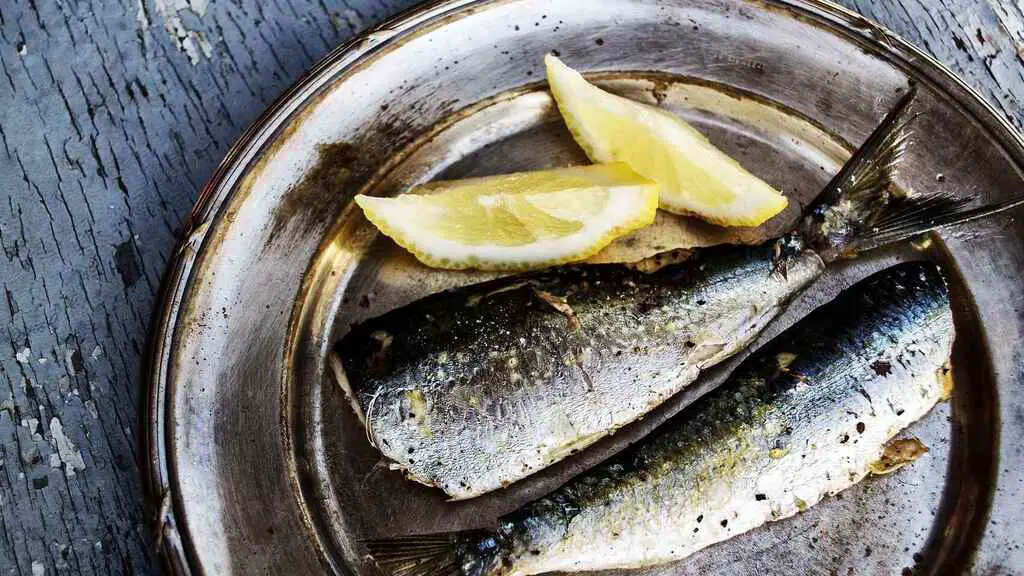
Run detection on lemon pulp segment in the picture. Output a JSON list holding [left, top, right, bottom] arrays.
[[355, 163, 659, 270], [545, 55, 787, 226]]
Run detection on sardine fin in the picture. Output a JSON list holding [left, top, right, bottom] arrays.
[[851, 191, 1024, 251], [799, 87, 914, 259], [363, 530, 497, 576], [802, 84, 1024, 257], [363, 534, 461, 576]]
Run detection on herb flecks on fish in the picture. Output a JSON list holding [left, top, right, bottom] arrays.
[[365, 262, 955, 576]]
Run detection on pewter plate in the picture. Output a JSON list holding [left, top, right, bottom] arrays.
[[144, 1, 1024, 574]]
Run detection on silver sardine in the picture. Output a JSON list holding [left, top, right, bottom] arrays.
[[366, 261, 954, 575]]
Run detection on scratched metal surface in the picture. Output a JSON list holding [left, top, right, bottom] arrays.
[[2, 0, 1024, 575]]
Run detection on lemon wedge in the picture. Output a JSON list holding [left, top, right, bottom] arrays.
[[355, 163, 659, 270], [545, 55, 788, 226]]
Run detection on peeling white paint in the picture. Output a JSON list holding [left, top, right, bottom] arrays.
[[85, 400, 98, 419], [196, 31, 214, 58], [22, 417, 40, 436], [64, 349, 78, 376], [90, 345, 103, 360], [136, 0, 151, 28], [49, 453, 60, 468], [31, 561, 44, 576], [154, 0, 212, 65], [49, 418, 86, 476], [15, 347, 31, 364], [993, 2, 1024, 54]]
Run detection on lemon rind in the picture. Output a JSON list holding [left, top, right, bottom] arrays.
[[545, 55, 788, 227]]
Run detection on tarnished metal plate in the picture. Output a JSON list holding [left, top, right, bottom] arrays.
[[144, 1, 1024, 574]]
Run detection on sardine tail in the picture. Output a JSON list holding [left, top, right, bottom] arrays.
[[364, 535, 460, 576], [799, 86, 915, 258], [363, 531, 497, 576], [802, 85, 1024, 257], [851, 190, 1024, 250]]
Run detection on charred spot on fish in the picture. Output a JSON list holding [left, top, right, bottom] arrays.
[[871, 359, 893, 376], [530, 550, 541, 556], [696, 515, 703, 523], [696, 299, 707, 306], [755, 493, 767, 501], [684, 340, 696, 348], [896, 408, 905, 416], [856, 422, 866, 434], [407, 447, 415, 454], [839, 433, 850, 444], [720, 519, 728, 528]]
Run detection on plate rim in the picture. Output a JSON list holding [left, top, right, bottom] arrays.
[[142, 0, 1024, 573]]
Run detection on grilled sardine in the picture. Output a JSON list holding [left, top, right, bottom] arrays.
[[339, 244, 821, 498], [366, 261, 955, 575]]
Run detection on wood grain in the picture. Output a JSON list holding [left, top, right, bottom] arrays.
[[0, 0, 1019, 574]]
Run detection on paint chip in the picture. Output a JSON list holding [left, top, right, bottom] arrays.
[[15, 347, 31, 364], [49, 418, 86, 476], [154, 0, 211, 65]]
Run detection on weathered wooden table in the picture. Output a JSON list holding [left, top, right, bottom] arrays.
[[0, 0, 1022, 573]]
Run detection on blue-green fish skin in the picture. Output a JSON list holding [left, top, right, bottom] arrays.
[[439, 262, 954, 575]]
